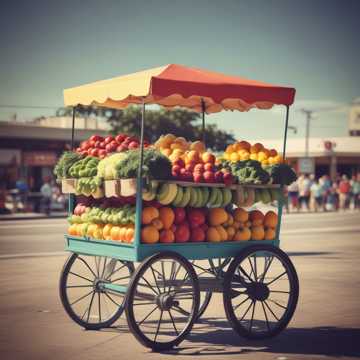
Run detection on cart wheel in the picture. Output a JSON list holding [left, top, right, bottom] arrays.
[[59, 253, 134, 330], [223, 245, 299, 339], [126, 252, 200, 351], [191, 261, 212, 321]]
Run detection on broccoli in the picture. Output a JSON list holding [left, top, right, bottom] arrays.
[[233, 161, 270, 184], [266, 164, 297, 185]]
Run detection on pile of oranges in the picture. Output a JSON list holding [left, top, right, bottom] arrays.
[[222, 140, 282, 166]]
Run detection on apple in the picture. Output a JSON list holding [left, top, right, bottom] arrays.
[[90, 148, 99, 157], [191, 227, 205, 242], [214, 170, 224, 183], [105, 143, 117, 153], [99, 141, 106, 148], [223, 172, 234, 186], [115, 134, 126, 143], [89, 140, 96, 147], [180, 169, 192, 181], [172, 164, 181, 175], [188, 209, 205, 228], [98, 149, 107, 157], [185, 163, 195, 172], [94, 140, 101, 148], [174, 208, 186, 224], [173, 158, 185, 168], [104, 136, 114, 144], [80, 140, 90, 150], [128, 141, 139, 149], [203, 171, 215, 183], [90, 135, 103, 142], [175, 222, 190, 243], [193, 163, 204, 173], [204, 163, 214, 172], [116, 144, 127, 152], [193, 172, 203, 183]]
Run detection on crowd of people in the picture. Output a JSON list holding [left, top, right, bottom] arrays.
[[286, 173, 360, 212]]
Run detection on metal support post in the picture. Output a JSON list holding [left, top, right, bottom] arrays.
[[201, 99, 206, 146]]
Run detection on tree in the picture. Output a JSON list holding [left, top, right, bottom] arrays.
[[56, 105, 235, 151]]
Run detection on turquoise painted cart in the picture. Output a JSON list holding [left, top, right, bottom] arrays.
[[59, 64, 299, 351]]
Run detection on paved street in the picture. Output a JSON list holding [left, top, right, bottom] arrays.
[[1, 211, 360, 360]]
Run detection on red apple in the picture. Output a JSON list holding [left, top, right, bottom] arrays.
[[188, 208, 205, 228], [175, 222, 190, 243], [80, 140, 90, 150], [185, 163, 195, 172], [174, 208, 186, 224], [94, 140, 101, 148], [104, 136, 114, 144], [98, 149, 107, 157], [90, 148, 99, 157], [204, 162, 214, 172], [90, 135, 103, 142], [203, 171, 215, 183], [115, 134, 126, 143], [193, 163, 204, 173], [173, 158, 185, 168], [191, 227, 205, 242], [223, 172, 234, 186], [214, 170, 224, 183], [99, 141, 106, 148], [116, 144, 127, 152], [128, 141, 139, 149], [193, 172, 203, 183], [172, 165, 181, 175]]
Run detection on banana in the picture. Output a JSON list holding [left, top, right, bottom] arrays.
[[177, 186, 191, 207], [194, 188, 204, 208], [171, 186, 184, 207], [212, 188, 223, 208], [235, 186, 245, 207], [208, 187, 218, 207], [157, 183, 178, 205], [188, 187, 198, 207], [201, 187, 210, 207], [222, 188, 232, 207], [244, 188, 255, 207]]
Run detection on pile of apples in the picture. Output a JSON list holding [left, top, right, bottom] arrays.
[[76, 134, 149, 158]]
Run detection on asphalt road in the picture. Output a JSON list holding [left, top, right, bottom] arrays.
[[0, 211, 360, 359]]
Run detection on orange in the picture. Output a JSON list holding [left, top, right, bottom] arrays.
[[237, 141, 251, 151], [234, 227, 251, 241], [142, 207, 159, 225], [202, 152, 216, 164], [250, 143, 264, 153], [233, 208, 248, 222], [110, 226, 121, 241], [264, 211, 278, 228], [158, 207, 175, 229], [159, 229, 175, 243], [125, 227, 135, 243], [207, 227, 221, 242], [249, 210, 264, 226], [141, 225, 160, 244], [251, 225, 265, 240], [119, 226, 127, 242], [226, 226, 236, 240], [208, 208, 228, 226], [102, 224, 113, 240], [215, 225, 228, 241], [264, 228, 276, 240]]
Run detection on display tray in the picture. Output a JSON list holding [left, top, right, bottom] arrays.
[[65, 235, 279, 262]]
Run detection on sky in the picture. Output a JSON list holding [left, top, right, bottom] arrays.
[[1, 0, 359, 141]]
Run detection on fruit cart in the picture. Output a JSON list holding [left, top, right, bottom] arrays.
[[59, 64, 299, 351]]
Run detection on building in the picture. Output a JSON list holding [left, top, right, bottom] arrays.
[[0, 116, 110, 190]]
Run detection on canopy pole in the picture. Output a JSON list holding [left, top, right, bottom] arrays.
[[282, 105, 290, 160], [71, 106, 76, 150], [201, 98, 206, 146], [134, 99, 146, 247]]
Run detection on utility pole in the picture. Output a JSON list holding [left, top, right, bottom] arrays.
[[300, 109, 313, 157]]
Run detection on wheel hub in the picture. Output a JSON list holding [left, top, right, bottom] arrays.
[[247, 282, 269, 301], [93, 278, 108, 293], [156, 293, 178, 311]]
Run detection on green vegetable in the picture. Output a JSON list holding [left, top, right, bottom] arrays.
[[230, 160, 270, 185], [265, 164, 297, 185], [54, 151, 83, 179], [116, 149, 172, 180]]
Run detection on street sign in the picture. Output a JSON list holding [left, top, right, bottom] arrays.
[[298, 157, 315, 174]]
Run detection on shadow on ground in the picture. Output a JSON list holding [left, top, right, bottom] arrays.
[[103, 318, 360, 357]]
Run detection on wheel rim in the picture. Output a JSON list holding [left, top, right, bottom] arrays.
[[224, 246, 298, 338], [126, 253, 199, 350], [60, 254, 133, 329]]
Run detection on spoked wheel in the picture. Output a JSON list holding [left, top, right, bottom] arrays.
[[126, 252, 200, 351], [59, 253, 134, 330], [223, 245, 299, 339], [191, 258, 231, 321]]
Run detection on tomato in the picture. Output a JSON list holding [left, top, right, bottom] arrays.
[[94, 140, 101, 148], [116, 144, 126, 152], [99, 141, 106, 148], [80, 140, 90, 150], [98, 149, 107, 157], [105, 143, 117, 153], [104, 136, 114, 144]]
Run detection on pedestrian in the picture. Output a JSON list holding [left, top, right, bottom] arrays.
[[15, 177, 29, 212], [350, 174, 360, 210], [287, 180, 299, 212], [40, 176, 52, 215], [338, 175, 351, 211], [319, 174, 331, 211], [310, 179, 323, 212], [298, 174, 311, 211]]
